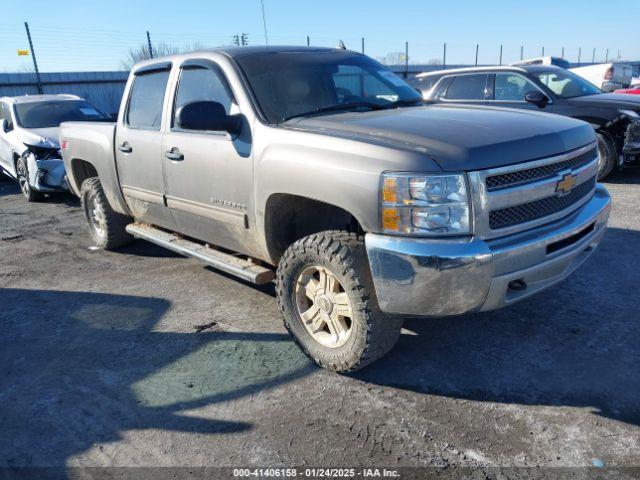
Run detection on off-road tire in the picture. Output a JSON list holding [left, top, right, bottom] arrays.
[[16, 156, 45, 202], [596, 132, 617, 180], [80, 177, 132, 250], [276, 230, 403, 372]]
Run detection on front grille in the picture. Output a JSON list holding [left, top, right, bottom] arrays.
[[486, 147, 597, 191], [489, 176, 596, 229], [27, 145, 60, 160]]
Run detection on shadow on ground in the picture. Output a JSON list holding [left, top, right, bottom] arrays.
[[354, 227, 640, 427], [0, 288, 313, 471]]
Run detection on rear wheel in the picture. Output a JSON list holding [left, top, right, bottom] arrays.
[[276, 230, 403, 372], [596, 132, 617, 180], [80, 177, 132, 250], [16, 156, 44, 202]]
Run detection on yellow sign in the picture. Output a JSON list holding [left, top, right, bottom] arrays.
[[17, 49, 30, 56]]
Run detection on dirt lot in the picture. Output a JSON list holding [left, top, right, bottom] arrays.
[[1, 168, 639, 475]]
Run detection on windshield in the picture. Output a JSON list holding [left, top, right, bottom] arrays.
[[234, 51, 422, 124], [535, 70, 601, 98], [14, 100, 107, 128]]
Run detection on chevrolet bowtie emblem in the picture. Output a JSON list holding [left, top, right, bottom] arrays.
[[556, 173, 578, 195]]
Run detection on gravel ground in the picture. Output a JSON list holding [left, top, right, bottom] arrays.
[[0, 168, 639, 476]]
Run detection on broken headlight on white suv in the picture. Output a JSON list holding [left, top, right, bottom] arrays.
[[381, 172, 470, 235]]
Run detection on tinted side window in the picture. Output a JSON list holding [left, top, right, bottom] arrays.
[[0, 103, 13, 130], [495, 73, 539, 101], [126, 70, 170, 130], [444, 74, 489, 100], [173, 66, 234, 127]]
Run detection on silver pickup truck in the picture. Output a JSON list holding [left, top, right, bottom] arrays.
[[60, 46, 611, 372]]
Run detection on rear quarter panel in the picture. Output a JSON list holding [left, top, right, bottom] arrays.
[[60, 121, 130, 215]]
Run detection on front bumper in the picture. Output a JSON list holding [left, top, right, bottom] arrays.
[[26, 155, 69, 192], [366, 185, 611, 317]]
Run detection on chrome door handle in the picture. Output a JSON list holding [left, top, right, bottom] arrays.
[[164, 148, 184, 161], [118, 142, 132, 153]]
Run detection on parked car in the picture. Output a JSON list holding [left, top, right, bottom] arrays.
[[0, 94, 108, 201], [614, 86, 640, 95], [512, 56, 571, 69], [61, 46, 610, 372], [411, 65, 640, 178], [570, 63, 633, 92]]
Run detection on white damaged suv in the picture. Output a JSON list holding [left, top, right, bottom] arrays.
[[0, 94, 108, 201]]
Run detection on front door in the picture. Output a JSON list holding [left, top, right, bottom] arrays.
[[491, 72, 548, 111], [115, 65, 176, 230], [0, 102, 15, 171], [161, 61, 253, 254]]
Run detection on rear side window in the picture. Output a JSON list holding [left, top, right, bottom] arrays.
[[444, 74, 489, 100], [126, 70, 170, 130], [172, 66, 234, 127]]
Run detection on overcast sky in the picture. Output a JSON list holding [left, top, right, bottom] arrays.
[[0, 0, 638, 72]]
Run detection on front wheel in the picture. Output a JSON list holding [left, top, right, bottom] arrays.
[[596, 132, 617, 180], [276, 230, 403, 372], [16, 156, 44, 202]]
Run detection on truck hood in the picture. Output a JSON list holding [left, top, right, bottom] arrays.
[[290, 105, 595, 171], [16, 127, 60, 149], [565, 93, 640, 110]]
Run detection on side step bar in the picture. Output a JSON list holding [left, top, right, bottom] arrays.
[[125, 223, 275, 285]]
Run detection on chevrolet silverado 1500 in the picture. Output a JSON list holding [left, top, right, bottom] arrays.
[[60, 46, 611, 371]]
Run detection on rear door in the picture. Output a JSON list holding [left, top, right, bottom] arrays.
[[438, 73, 491, 106], [161, 59, 252, 253], [115, 63, 176, 230]]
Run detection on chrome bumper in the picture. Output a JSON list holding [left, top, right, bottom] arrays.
[[366, 185, 611, 317]]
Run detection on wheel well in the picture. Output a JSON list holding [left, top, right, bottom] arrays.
[[264, 194, 363, 263], [70, 159, 98, 191]]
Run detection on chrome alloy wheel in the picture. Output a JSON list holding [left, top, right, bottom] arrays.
[[294, 265, 354, 348], [86, 192, 107, 239], [16, 160, 30, 198]]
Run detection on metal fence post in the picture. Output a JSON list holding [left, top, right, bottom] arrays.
[[520, 45, 523, 61], [605, 48, 609, 62], [475, 44, 479, 66], [146, 31, 154, 59], [443, 43, 446, 67], [23, 22, 43, 94], [306, 35, 310, 46], [404, 41, 408, 78], [499, 45, 502, 65], [561, 46, 565, 58], [362, 37, 364, 54], [542, 46, 545, 56], [592, 48, 596, 63], [578, 47, 581, 66]]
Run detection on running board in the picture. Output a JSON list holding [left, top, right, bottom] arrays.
[[125, 223, 275, 284]]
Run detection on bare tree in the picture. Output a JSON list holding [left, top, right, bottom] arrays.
[[377, 52, 408, 66], [121, 42, 207, 70]]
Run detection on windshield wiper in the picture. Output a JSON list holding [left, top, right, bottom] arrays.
[[281, 101, 386, 123], [385, 98, 425, 108]]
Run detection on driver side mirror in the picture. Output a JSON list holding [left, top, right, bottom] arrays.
[[0, 118, 7, 133], [176, 101, 242, 135], [525, 91, 550, 108]]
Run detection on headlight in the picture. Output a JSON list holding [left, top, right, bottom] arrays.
[[619, 109, 640, 120], [381, 172, 470, 235]]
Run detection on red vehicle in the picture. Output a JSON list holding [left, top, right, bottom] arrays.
[[615, 86, 640, 95]]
